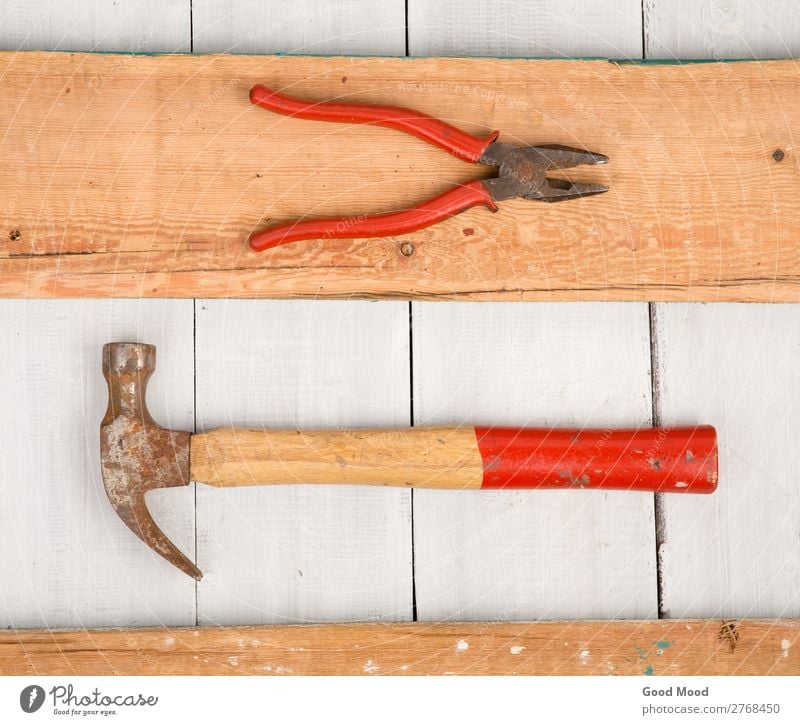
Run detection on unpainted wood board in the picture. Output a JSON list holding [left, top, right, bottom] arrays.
[[409, 0, 642, 58], [3, 620, 798, 675], [653, 304, 800, 619], [644, 0, 800, 59], [193, 0, 406, 55], [194, 300, 413, 624], [0, 299, 196, 628], [411, 302, 657, 620], [0, 0, 190, 53], [2, 52, 800, 301]]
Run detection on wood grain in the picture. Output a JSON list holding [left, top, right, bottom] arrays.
[[191, 427, 483, 488], [2, 620, 797, 675], [2, 52, 800, 301]]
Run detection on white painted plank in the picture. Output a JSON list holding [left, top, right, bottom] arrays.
[[408, 0, 642, 58], [193, 0, 410, 626], [0, 0, 193, 628], [194, 300, 412, 624], [408, 1, 652, 621], [412, 303, 657, 620], [654, 304, 800, 618], [0, 300, 195, 628], [0, 0, 190, 52], [193, 0, 406, 55], [646, 0, 800, 619], [644, 0, 800, 59]]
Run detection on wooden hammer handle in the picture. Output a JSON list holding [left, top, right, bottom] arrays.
[[190, 425, 717, 493]]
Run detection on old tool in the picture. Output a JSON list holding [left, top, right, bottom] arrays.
[[101, 343, 717, 579], [248, 85, 608, 251]]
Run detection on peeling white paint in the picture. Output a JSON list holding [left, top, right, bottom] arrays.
[[163, 636, 175, 647], [228, 656, 238, 666], [276, 666, 293, 674], [510, 645, 524, 655], [579, 649, 590, 662], [456, 639, 469, 651], [250, 639, 262, 647], [363, 659, 379, 673], [781, 639, 791, 658]]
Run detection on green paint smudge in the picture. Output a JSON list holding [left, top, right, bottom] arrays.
[[644, 665, 655, 676]]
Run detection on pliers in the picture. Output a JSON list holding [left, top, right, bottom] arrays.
[[248, 85, 609, 252]]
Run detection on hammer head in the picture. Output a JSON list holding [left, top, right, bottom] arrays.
[[100, 343, 201, 580]]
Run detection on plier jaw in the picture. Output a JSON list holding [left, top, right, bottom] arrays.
[[479, 142, 609, 203], [248, 85, 609, 252]]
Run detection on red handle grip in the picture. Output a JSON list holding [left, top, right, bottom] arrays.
[[250, 84, 499, 162], [249, 180, 497, 252], [475, 425, 717, 493]]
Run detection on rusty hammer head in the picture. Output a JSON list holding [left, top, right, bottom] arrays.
[[100, 343, 201, 580]]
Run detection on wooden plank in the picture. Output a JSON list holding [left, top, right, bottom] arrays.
[[0, 0, 195, 629], [647, 1, 800, 620], [644, 0, 800, 59], [409, 0, 642, 58], [408, 1, 654, 623], [1, 52, 799, 301], [0, 300, 196, 627], [411, 303, 657, 620], [194, 300, 412, 624], [193, 0, 405, 55], [653, 304, 800, 618], [0, 0, 190, 53], [2, 620, 797, 675]]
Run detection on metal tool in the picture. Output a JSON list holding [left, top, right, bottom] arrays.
[[101, 343, 717, 579], [247, 85, 609, 251]]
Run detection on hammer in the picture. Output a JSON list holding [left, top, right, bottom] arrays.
[[101, 342, 718, 580]]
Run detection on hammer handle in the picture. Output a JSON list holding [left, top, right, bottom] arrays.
[[190, 425, 717, 494]]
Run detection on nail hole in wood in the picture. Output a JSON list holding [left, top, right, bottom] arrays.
[[400, 242, 415, 257], [773, 149, 785, 162], [9, 230, 21, 241]]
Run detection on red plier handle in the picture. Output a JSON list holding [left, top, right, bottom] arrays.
[[250, 85, 499, 162], [248, 85, 500, 252]]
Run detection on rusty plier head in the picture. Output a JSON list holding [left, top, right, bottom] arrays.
[[479, 142, 609, 202]]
